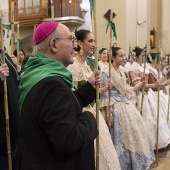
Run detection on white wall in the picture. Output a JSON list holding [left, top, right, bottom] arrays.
[[78, 0, 91, 30], [126, 0, 150, 53], [126, 0, 137, 51], [1, 0, 156, 53], [83, 0, 151, 54], [162, 0, 170, 53]]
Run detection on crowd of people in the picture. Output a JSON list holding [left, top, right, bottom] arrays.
[[1, 21, 170, 170]]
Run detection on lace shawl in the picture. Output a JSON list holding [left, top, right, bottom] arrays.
[[67, 58, 92, 86], [110, 67, 133, 98], [100, 67, 133, 108]]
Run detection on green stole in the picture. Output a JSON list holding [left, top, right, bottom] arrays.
[[19, 54, 76, 111]]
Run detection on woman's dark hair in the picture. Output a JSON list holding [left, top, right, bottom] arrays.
[[13, 49, 25, 57], [75, 29, 91, 51], [99, 48, 108, 54], [112, 47, 121, 57], [22, 55, 29, 67], [133, 46, 143, 58], [147, 53, 157, 63]]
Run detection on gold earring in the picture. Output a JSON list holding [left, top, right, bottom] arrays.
[[80, 47, 84, 56], [112, 61, 116, 66]]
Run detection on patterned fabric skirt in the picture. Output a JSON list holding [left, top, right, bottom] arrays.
[[100, 102, 155, 170]]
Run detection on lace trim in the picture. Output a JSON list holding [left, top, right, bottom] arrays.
[[99, 98, 116, 108]]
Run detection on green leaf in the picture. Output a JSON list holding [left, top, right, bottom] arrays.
[[6, 22, 14, 38], [89, 0, 94, 18], [14, 39, 23, 51], [106, 22, 111, 33], [129, 46, 132, 55], [156, 52, 160, 64], [106, 21, 117, 40]]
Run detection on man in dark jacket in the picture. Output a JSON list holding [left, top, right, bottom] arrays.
[[19, 21, 99, 170], [0, 24, 21, 170]]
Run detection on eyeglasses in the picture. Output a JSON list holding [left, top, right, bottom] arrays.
[[55, 36, 77, 44]]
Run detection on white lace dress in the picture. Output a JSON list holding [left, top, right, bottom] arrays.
[[67, 58, 121, 170], [98, 61, 109, 75], [99, 67, 155, 170], [129, 62, 157, 148], [147, 65, 170, 147]]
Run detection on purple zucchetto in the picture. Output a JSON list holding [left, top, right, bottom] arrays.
[[33, 21, 59, 45]]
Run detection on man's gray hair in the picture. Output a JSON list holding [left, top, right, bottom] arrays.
[[32, 29, 58, 55]]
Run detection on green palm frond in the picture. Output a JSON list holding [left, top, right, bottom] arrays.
[[15, 39, 23, 51], [89, 0, 94, 17], [142, 45, 147, 62], [129, 46, 132, 55], [156, 52, 161, 64], [6, 22, 14, 38], [106, 21, 117, 40], [168, 55, 170, 65]]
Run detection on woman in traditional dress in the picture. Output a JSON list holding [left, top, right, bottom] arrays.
[[129, 47, 163, 149], [162, 55, 170, 94], [147, 53, 170, 134], [98, 48, 109, 75], [67, 29, 121, 170], [100, 46, 155, 170]]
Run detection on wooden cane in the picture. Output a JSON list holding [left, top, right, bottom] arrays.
[[11, 2, 14, 55], [92, 0, 99, 169], [17, 22, 19, 65], [156, 52, 161, 167], [140, 45, 147, 115], [51, 5, 54, 21], [0, 11, 12, 170], [108, 14, 113, 133]]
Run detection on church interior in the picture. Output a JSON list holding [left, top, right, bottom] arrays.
[[1, 0, 170, 170], [1, 0, 170, 56]]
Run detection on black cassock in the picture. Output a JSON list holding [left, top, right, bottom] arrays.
[[20, 76, 98, 170], [0, 53, 21, 168]]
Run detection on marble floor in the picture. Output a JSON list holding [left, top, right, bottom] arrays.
[[150, 146, 170, 170]]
